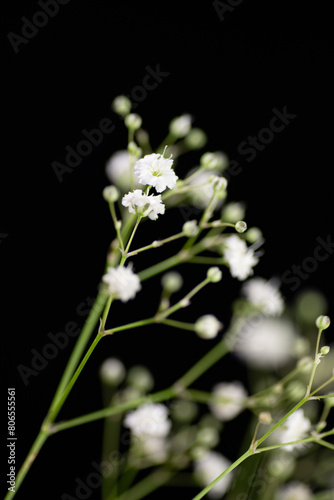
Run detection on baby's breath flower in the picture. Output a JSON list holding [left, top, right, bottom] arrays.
[[275, 481, 313, 500], [275, 409, 311, 452], [242, 277, 284, 316], [223, 235, 259, 281], [194, 451, 233, 498], [102, 266, 141, 302], [207, 267, 223, 283], [195, 315, 223, 339], [320, 345, 330, 355], [134, 151, 178, 193], [122, 189, 165, 220], [124, 403, 171, 438], [209, 381, 247, 421]]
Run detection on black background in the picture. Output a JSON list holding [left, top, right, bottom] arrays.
[[2, 1, 333, 499]]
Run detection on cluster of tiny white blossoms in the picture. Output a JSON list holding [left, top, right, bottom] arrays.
[[102, 265, 141, 302], [209, 381, 248, 421], [120, 149, 178, 221], [242, 277, 285, 316], [223, 234, 259, 280], [275, 409, 312, 452]]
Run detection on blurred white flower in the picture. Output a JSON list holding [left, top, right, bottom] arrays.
[[187, 170, 223, 209], [134, 152, 178, 192], [195, 315, 223, 339], [99, 358, 125, 386], [275, 481, 313, 500], [122, 189, 165, 220], [105, 150, 140, 191], [242, 277, 284, 316], [223, 235, 259, 281], [135, 436, 169, 464], [232, 317, 298, 370], [124, 403, 171, 438], [102, 266, 141, 302], [194, 450, 233, 498], [275, 409, 311, 452], [209, 381, 248, 421]]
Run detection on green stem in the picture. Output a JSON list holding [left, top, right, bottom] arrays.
[[125, 231, 186, 258], [161, 318, 196, 332], [48, 333, 103, 423], [109, 201, 124, 251], [306, 327, 323, 396], [112, 468, 173, 500], [121, 216, 142, 264], [103, 317, 156, 336]]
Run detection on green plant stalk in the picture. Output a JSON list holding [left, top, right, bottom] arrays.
[[109, 467, 173, 500]]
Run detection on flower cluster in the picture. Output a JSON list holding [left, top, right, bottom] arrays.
[[122, 189, 165, 220], [223, 234, 259, 280]]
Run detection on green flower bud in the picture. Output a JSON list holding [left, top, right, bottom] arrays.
[[127, 141, 142, 158], [321, 345, 330, 355], [316, 315, 331, 331], [169, 114, 192, 138], [161, 271, 183, 294], [207, 267, 222, 283], [126, 365, 154, 393], [200, 152, 228, 171], [112, 95, 132, 117], [235, 220, 247, 233], [125, 113, 142, 130], [245, 227, 262, 243], [183, 220, 199, 237], [184, 128, 207, 149], [103, 185, 119, 203]]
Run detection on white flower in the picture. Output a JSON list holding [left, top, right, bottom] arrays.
[[102, 266, 141, 302], [223, 235, 259, 281], [194, 450, 233, 498], [195, 315, 223, 339], [275, 481, 313, 500], [124, 403, 171, 438], [122, 189, 165, 220], [232, 317, 298, 370], [209, 381, 248, 421], [169, 114, 192, 138], [136, 436, 169, 464], [105, 150, 140, 191], [242, 277, 284, 316], [275, 409, 311, 452], [99, 358, 125, 385], [134, 152, 178, 192]]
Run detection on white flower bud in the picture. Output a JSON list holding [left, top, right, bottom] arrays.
[[112, 95, 132, 117], [99, 358, 126, 386], [169, 114, 192, 138], [161, 271, 183, 294], [235, 220, 247, 233], [126, 365, 154, 393], [207, 267, 222, 283], [111, 95, 132, 116], [259, 411, 272, 424], [103, 185, 119, 203], [183, 220, 199, 237], [125, 113, 142, 130], [320, 345, 330, 355], [210, 175, 228, 194], [184, 128, 207, 149], [316, 315, 331, 330], [195, 315, 223, 339]]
